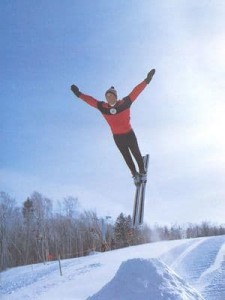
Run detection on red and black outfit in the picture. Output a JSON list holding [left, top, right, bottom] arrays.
[[76, 80, 148, 176]]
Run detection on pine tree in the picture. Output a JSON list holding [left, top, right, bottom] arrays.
[[23, 198, 35, 264], [114, 213, 132, 248]]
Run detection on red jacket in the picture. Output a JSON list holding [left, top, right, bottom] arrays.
[[79, 80, 148, 135]]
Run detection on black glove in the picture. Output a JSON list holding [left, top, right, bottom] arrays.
[[71, 84, 81, 97], [145, 69, 155, 84]]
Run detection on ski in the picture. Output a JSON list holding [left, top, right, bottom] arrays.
[[138, 154, 149, 225], [132, 154, 150, 227], [132, 181, 141, 227]]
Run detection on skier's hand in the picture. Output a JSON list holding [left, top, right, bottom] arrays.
[[145, 69, 155, 84], [71, 84, 81, 97]]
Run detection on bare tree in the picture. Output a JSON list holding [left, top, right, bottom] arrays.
[[0, 192, 17, 270]]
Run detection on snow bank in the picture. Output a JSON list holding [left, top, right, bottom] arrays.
[[88, 258, 204, 300]]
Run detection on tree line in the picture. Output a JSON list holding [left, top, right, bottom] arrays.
[[1, 191, 225, 271]]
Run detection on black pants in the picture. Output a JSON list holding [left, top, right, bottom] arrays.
[[113, 130, 145, 176]]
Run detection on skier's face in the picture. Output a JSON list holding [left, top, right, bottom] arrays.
[[105, 92, 117, 106]]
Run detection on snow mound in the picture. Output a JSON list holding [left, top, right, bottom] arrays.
[[88, 258, 204, 300]]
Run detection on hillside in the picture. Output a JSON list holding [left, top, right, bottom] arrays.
[[1, 235, 225, 299]]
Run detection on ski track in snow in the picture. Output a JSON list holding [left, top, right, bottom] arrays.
[[198, 241, 225, 281], [198, 241, 225, 300], [0, 258, 101, 296], [161, 235, 225, 300], [161, 238, 205, 269], [174, 236, 225, 283]]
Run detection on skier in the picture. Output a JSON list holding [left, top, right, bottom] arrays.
[[71, 69, 155, 185]]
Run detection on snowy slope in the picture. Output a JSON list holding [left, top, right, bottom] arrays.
[[1, 235, 225, 300]]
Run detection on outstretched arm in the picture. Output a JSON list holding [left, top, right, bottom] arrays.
[[128, 69, 155, 102], [71, 85, 98, 108]]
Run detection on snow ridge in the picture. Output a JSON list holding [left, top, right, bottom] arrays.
[[170, 239, 205, 269], [88, 258, 204, 300], [198, 241, 225, 282]]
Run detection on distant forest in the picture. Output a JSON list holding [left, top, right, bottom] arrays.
[[1, 191, 225, 271]]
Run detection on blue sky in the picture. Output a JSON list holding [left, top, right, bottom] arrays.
[[1, 1, 225, 225]]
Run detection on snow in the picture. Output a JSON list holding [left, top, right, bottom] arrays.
[[1, 235, 225, 300], [88, 258, 203, 300]]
